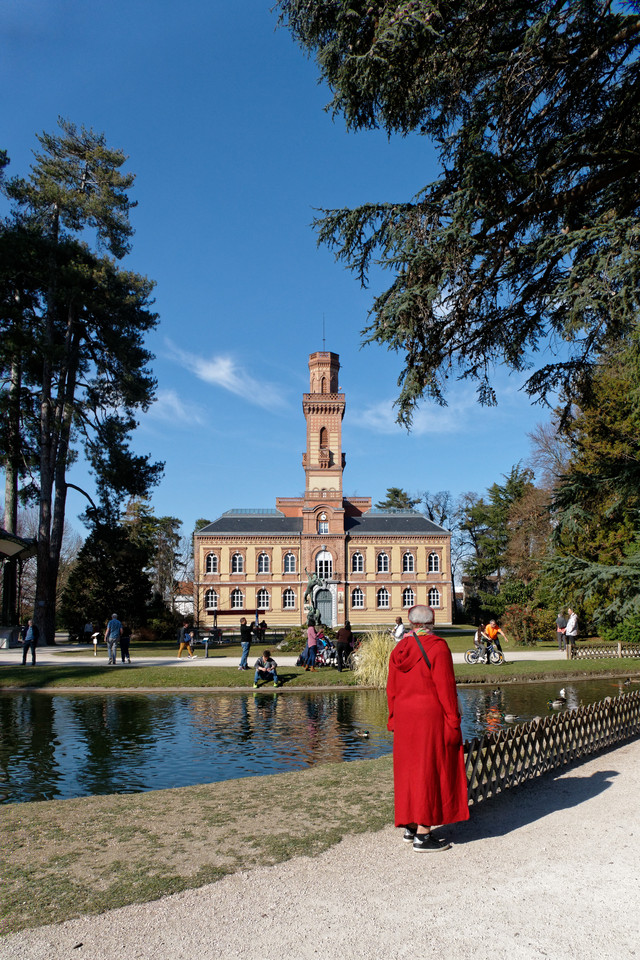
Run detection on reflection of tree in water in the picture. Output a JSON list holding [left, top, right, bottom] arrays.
[[68, 694, 182, 795], [0, 693, 60, 802]]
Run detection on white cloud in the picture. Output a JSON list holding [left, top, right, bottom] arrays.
[[148, 389, 205, 426], [165, 340, 288, 411], [356, 396, 474, 436]]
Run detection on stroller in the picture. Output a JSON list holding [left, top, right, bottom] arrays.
[[315, 635, 338, 668]]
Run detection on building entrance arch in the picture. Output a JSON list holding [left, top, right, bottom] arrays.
[[315, 589, 333, 627]]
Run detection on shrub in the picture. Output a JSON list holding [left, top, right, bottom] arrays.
[[277, 627, 308, 653], [600, 613, 640, 645], [501, 604, 557, 645], [277, 624, 337, 653], [353, 628, 395, 688]]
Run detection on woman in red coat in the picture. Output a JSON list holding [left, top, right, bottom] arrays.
[[387, 604, 469, 851]]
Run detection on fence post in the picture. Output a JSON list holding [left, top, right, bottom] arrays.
[[566, 641, 572, 660], [617, 641, 622, 659]]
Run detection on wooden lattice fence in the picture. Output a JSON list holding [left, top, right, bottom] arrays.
[[569, 642, 640, 660], [464, 690, 640, 806]]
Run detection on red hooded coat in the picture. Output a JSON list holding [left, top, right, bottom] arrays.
[[387, 631, 469, 827]]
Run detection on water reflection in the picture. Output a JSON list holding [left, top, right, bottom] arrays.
[[0, 678, 631, 804], [0, 690, 391, 804]]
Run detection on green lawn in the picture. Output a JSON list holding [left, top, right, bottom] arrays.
[[2, 657, 639, 691], [0, 663, 359, 690]]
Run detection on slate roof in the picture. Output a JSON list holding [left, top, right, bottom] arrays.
[[196, 508, 449, 537], [345, 513, 450, 536], [197, 512, 303, 536]]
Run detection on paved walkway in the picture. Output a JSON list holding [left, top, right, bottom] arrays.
[[2, 737, 638, 959], [0, 643, 568, 669]]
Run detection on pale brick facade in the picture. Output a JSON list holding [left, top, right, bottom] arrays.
[[194, 352, 452, 629]]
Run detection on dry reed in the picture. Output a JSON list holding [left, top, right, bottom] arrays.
[[353, 628, 396, 688]]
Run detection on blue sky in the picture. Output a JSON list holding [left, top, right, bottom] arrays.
[[2, 1, 554, 536]]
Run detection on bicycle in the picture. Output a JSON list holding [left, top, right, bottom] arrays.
[[464, 641, 504, 665]]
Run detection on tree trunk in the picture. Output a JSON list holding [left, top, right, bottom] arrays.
[[34, 212, 58, 644], [2, 358, 21, 624]]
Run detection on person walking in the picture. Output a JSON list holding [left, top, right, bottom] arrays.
[[120, 623, 132, 664], [177, 622, 196, 659], [391, 617, 405, 642], [104, 614, 122, 665], [21, 619, 39, 666], [387, 604, 469, 852], [238, 617, 252, 670]]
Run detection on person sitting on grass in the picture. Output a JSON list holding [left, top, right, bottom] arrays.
[[253, 650, 280, 688]]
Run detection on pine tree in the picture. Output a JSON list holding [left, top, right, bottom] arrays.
[[277, 1, 640, 422], [1, 121, 162, 641], [374, 487, 419, 510]]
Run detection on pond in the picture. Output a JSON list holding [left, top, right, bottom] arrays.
[[0, 678, 631, 804]]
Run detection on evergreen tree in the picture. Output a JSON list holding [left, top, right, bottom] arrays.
[[277, 1, 640, 422], [462, 465, 535, 590], [546, 336, 640, 622], [60, 519, 154, 634], [374, 487, 419, 509], [0, 120, 162, 641]]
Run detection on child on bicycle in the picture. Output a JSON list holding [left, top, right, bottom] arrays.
[[474, 624, 490, 664]]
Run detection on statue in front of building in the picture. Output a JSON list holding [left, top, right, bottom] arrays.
[[304, 568, 326, 625]]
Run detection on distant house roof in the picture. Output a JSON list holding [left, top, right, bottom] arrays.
[[197, 511, 303, 536]]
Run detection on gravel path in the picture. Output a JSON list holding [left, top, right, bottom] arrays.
[[3, 738, 638, 960]]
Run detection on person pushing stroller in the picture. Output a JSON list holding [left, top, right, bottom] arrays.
[[253, 650, 280, 688]]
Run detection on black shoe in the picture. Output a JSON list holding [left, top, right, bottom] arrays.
[[413, 833, 451, 852], [402, 827, 417, 843]]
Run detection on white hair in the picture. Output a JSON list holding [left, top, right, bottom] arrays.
[[408, 604, 435, 625]]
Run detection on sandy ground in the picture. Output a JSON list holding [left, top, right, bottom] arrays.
[[2, 737, 638, 960]]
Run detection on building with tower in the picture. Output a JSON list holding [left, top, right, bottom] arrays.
[[194, 352, 452, 628]]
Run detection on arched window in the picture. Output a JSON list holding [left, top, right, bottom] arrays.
[[205, 588, 218, 610], [205, 553, 218, 574], [321, 376, 327, 394], [351, 551, 364, 573], [352, 587, 364, 609], [319, 427, 328, 449], [283, 552, 296, 574], [428, 552, 440, 573], [377, 587, 390, 608], [315, 550, 333, 579], [283, 588, 296, 609], [257, 588, 270, 610], [402, 587, 415, 608], [428, 587, 441, 608], [377, 552, 389, 573], [257, 553, 270, 574], [231, 553, 244, 574], [231, 588, 244, 609], [402, 552, 415, 573], [317, 512, 329, 535]]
